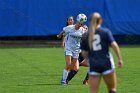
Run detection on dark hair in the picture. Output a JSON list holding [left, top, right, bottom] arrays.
[[66, 16, 74, 26]]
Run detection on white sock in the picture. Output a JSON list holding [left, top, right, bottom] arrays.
[[61, 69, 69, 82]]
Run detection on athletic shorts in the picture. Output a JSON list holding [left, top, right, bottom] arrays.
[[65, 50, 79, 58], [88, 53, 115, 76]]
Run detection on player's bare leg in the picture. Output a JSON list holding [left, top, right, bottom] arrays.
[[61, 55, 71, 85], [89, 75, 101, 93], [103, 71, 117, 93]]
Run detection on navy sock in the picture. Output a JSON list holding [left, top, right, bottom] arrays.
[[66, 70, 78, 81], [84, 73, 89, 80], [109, 90, 116, 93]]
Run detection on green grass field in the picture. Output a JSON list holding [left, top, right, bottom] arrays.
[[0, 46, 139, 93]]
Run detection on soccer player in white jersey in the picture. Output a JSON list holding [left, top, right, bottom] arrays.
[[58, 13, 87, 85], [58, 16, 89, 85], [66, 25, 89, 85]]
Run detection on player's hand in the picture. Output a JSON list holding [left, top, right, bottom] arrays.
[[118, 59, 123, 68], [57, 35, 61, 39]]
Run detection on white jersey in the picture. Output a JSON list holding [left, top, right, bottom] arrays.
[[63, 25, 85, 54]]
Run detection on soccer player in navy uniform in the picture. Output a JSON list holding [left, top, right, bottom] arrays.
[[80, 12, 123, 93]]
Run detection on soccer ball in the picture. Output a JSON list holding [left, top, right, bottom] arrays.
[[77, 13, 87, 24]]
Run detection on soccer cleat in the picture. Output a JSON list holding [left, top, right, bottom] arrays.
[[83, 80, 88, 85], [61, 80, 67, 85]]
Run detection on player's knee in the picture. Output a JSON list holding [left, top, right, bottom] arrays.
[[73, 67, 79, 71], [72, 65, 79, 71], [65, 64, 71, 70], [70, 67, 79, 71]]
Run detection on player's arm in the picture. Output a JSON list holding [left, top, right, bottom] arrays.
[[57, 30, 65, 39], [61, 34, 65, 48], [111, 41, 123, 68], [106, 29, 123, 68]]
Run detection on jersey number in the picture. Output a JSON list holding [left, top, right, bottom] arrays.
[[93, 34, 102, 51]]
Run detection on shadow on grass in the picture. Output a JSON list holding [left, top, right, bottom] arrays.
[[17, 83, 61, 86]]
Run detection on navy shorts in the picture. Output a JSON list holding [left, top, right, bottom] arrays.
[[88, 53, 115, 76]]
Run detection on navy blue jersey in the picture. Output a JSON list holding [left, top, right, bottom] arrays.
[[81, 27, 115, 57], [80, 27, 115, 75], [80, 32, 89, 51]]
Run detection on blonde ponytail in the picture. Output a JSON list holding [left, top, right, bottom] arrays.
[[88, 14, 97, 50], [88, 12, 101, 50]]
